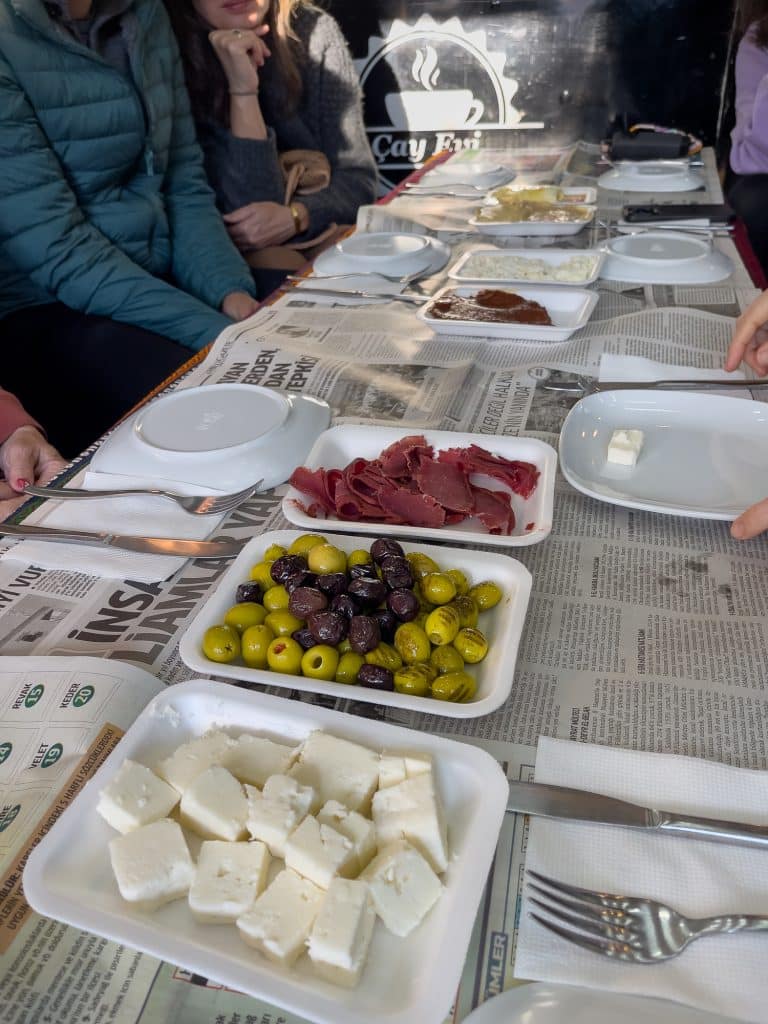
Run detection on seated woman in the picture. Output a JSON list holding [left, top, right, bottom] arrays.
[[0, 388, 66, 520], [165, 0, 378, 289], [0, 0, 260, 455], [728, 0, 768, 274]]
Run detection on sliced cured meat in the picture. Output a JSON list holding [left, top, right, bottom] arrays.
[[470, 485, 515, 535], [415, 457, 473, 513], [288, 466, 338, 514], [439, 445, 540, 498], [379, 486, 446, 528], [379, 434, 434, 477]]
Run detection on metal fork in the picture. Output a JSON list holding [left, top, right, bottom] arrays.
[[542, 374, 768, 397], [526, 870, 768, 963], [23, 479, 263, 516]]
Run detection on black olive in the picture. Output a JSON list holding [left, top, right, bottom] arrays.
[[284, 570, 318, 594], [349, 562, 379, 581], [330, 593, 358, 620], [270, 554, 308, 584], [316, 572, 348, 598], [370, 538, 404, 564], [380, 555, 414, 590], [236, 581, 262, 603], [387, 588, 419, 622], [348, 615, 381, 654], [372, 608, 397, 642], [292, 627, 318, 650], [357, 664, 395, 690], [347, 577, 387, 609], [289, 586, 328, 619], [307, 610, 347, 646]]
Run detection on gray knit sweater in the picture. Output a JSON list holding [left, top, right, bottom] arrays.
[[197, 7, 377, 236]]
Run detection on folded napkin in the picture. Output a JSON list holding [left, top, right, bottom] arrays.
[[599, 354, 746, 383], [515, 736, 768, 1023]]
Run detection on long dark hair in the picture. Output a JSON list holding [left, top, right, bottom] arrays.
[[735, 0, 768, 47], [164, 0, 313, 124]]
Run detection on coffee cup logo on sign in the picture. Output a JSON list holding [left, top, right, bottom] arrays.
[[355, 15, 544, 189]]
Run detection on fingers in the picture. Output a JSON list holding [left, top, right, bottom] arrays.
[[36, 454, 67, 486], [1, 447, 35, 493], [731, 497, 768, 540], [0, 495, 24, 519], [222, 203, 258, 224], [725, 292, 768, 372]]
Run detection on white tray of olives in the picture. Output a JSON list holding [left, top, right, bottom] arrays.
[[179, 529, 532, 719]]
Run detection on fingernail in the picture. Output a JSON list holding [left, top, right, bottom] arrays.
[[16, 478, 29, 490]]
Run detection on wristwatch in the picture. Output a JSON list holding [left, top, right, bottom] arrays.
[[289, 203, 303, 234]]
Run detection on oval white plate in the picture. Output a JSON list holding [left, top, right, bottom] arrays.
[[179, 529, 534, 718], [600, 231, 733, 284], [598, 160, 705, 193], [559, 390, 768, 518], [449, 248, 605, 287], [465, 983, 739, 1024], [314, 235, 450, 278]]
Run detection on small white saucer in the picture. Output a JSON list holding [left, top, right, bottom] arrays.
[[89, 384, 331, 492], [314, 235, 451, 278], [600, 231, 733, 283], [598, 160, 704, 193], [335, 232, 430, 273]]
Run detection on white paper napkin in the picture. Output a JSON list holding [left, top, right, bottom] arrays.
[[599, 354, 746, 383], [515, 736, 768, 1023]]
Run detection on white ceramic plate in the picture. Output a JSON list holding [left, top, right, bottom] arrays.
[[179, 529, 534, 718], [282, 425, 557, 546], [469, 207, 595, 237], [313, 235, 451, 279], [464, 983, 738, 1024], [484, 185, 598, 206], [559, 390, 768, 518], [88, 385, 331, 492], [427, 159, 512, 187], [23, 680, 509, 1024], [449, 248, 605, 287], [334, 232, 431, 275], [418, 284, 599, 342], [600, 231, 733, 284], [598, 160, 705, 193]]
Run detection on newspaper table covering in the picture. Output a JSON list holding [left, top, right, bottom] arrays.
[[0, 144, 767, 1024]]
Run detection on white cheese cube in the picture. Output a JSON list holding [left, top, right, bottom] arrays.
[[245, 774, 316, 857], [189, 840, 270, 923], [317, 800, 377, 874], [180, 765, 248, 841], [109, 818, 194, 910], [378, 751, 433, 790], [284, 815, 356, 889], [308, 878, 375, 988], [97, 758, 179, 833], [361, 840, 442, 937], [222, 734, 298, 787], [237, 868, 324, 966], [371, 771, 448, 873], [607, 428, 644, 467], [155, 730, 233, 794], [289, 731, 379, 814]]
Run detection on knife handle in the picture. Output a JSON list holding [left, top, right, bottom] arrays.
[[657, 812, 768, 848], [0, 524, 110, 546]]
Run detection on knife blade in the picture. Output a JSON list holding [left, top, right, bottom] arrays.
[[0, 524, 245, 559], [506, 780, 768, 849], [288, 285, 426, 304], [542, 378, 768, 396]]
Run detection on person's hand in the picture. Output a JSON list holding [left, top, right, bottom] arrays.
[[208, 26, 271, 95], [0, 425, 67, 520], [725, 290, 768, 375], [223, 201, 306, 250], [731, 498, 768, 540], [221, 290, 260, 321]]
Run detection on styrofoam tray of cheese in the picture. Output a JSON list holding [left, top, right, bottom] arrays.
[[24, 680, 509, 1024]]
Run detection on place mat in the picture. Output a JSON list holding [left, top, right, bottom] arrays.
[[515, 737, 768, 1024]]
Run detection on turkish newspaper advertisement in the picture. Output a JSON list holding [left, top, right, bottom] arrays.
[[0, 147, 766, 1023]]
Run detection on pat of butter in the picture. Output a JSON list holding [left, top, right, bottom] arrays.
[[109, 818, 194, 910], [245, 774, 316, 857], [284, 814, 356, 889], [237, 868, 324, 966], [361, 840, 442, 937], [189, 840, 270, 923], [97, 758, 179, 834], [155, 730, 233, 794], [372, 770, 448, 874], [308, 878, 375, 987], [179, 765, 248, 841], [607, 428, 644, 467], [289, 731, 380, 814]]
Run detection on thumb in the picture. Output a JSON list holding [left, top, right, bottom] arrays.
[[3, 447, 36, 492], [731, 496, 768, 540]]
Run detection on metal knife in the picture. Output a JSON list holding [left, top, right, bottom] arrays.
[[0, 524, 245, 559], [507, 780, 768, 849], [542, 378, 768, 397], [288, 285, 426, 305]]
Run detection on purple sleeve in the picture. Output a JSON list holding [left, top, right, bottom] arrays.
[[730, 28, 768, 175]]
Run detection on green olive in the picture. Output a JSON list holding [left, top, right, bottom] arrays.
[[307, 543, 348, 574], [264, 543, 287, 562], [393, 663, 435, 697], [394, 622, 431, 664], [347, 549, 373, 568], [453, 627, 489, 663], [406, 551, 441, 578], [364, 642, 403, 672], [249, 560, 275, 590], [241, 623, 275, 668], [265, 609, 304, 637], [202, 624, 241, 663], [287, 533, 327, 556], [263, 585, 290, 612], [424, 605, 460, 646], [445, 568, 470, 596], [266, 636, 303, 674], [337, 637, 353, 655], [429, 645, 465, 675], [431, 670, 477, 702], [450, 595, 480, 629], [301, 644, 340, 681], [224, 602, 268, 633], [335, 651, 365, 684], [414, 610, 431, 630], [469, 580, 503, 611], [412, 581, 435, 613], [421, 573, 457, 606]]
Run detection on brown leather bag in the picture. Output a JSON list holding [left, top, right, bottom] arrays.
[[245, 149, 344, 271]]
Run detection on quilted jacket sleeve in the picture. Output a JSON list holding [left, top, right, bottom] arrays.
[[0, 56, 233, 351]]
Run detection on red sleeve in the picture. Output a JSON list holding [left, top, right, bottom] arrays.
[[0, 388, 43, 444]]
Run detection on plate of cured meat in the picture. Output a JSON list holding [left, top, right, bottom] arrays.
[[281, 426, 557, 547]]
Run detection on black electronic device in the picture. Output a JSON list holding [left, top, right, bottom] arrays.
[[622, 203, 735, 224]]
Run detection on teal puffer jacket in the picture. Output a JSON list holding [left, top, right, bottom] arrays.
[[0, 0, 256, 350]]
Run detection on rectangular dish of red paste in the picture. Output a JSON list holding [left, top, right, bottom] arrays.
[[427, 289, 553, 325]]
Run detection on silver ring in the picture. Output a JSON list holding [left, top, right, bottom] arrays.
[[232, 28, 243, 37]]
